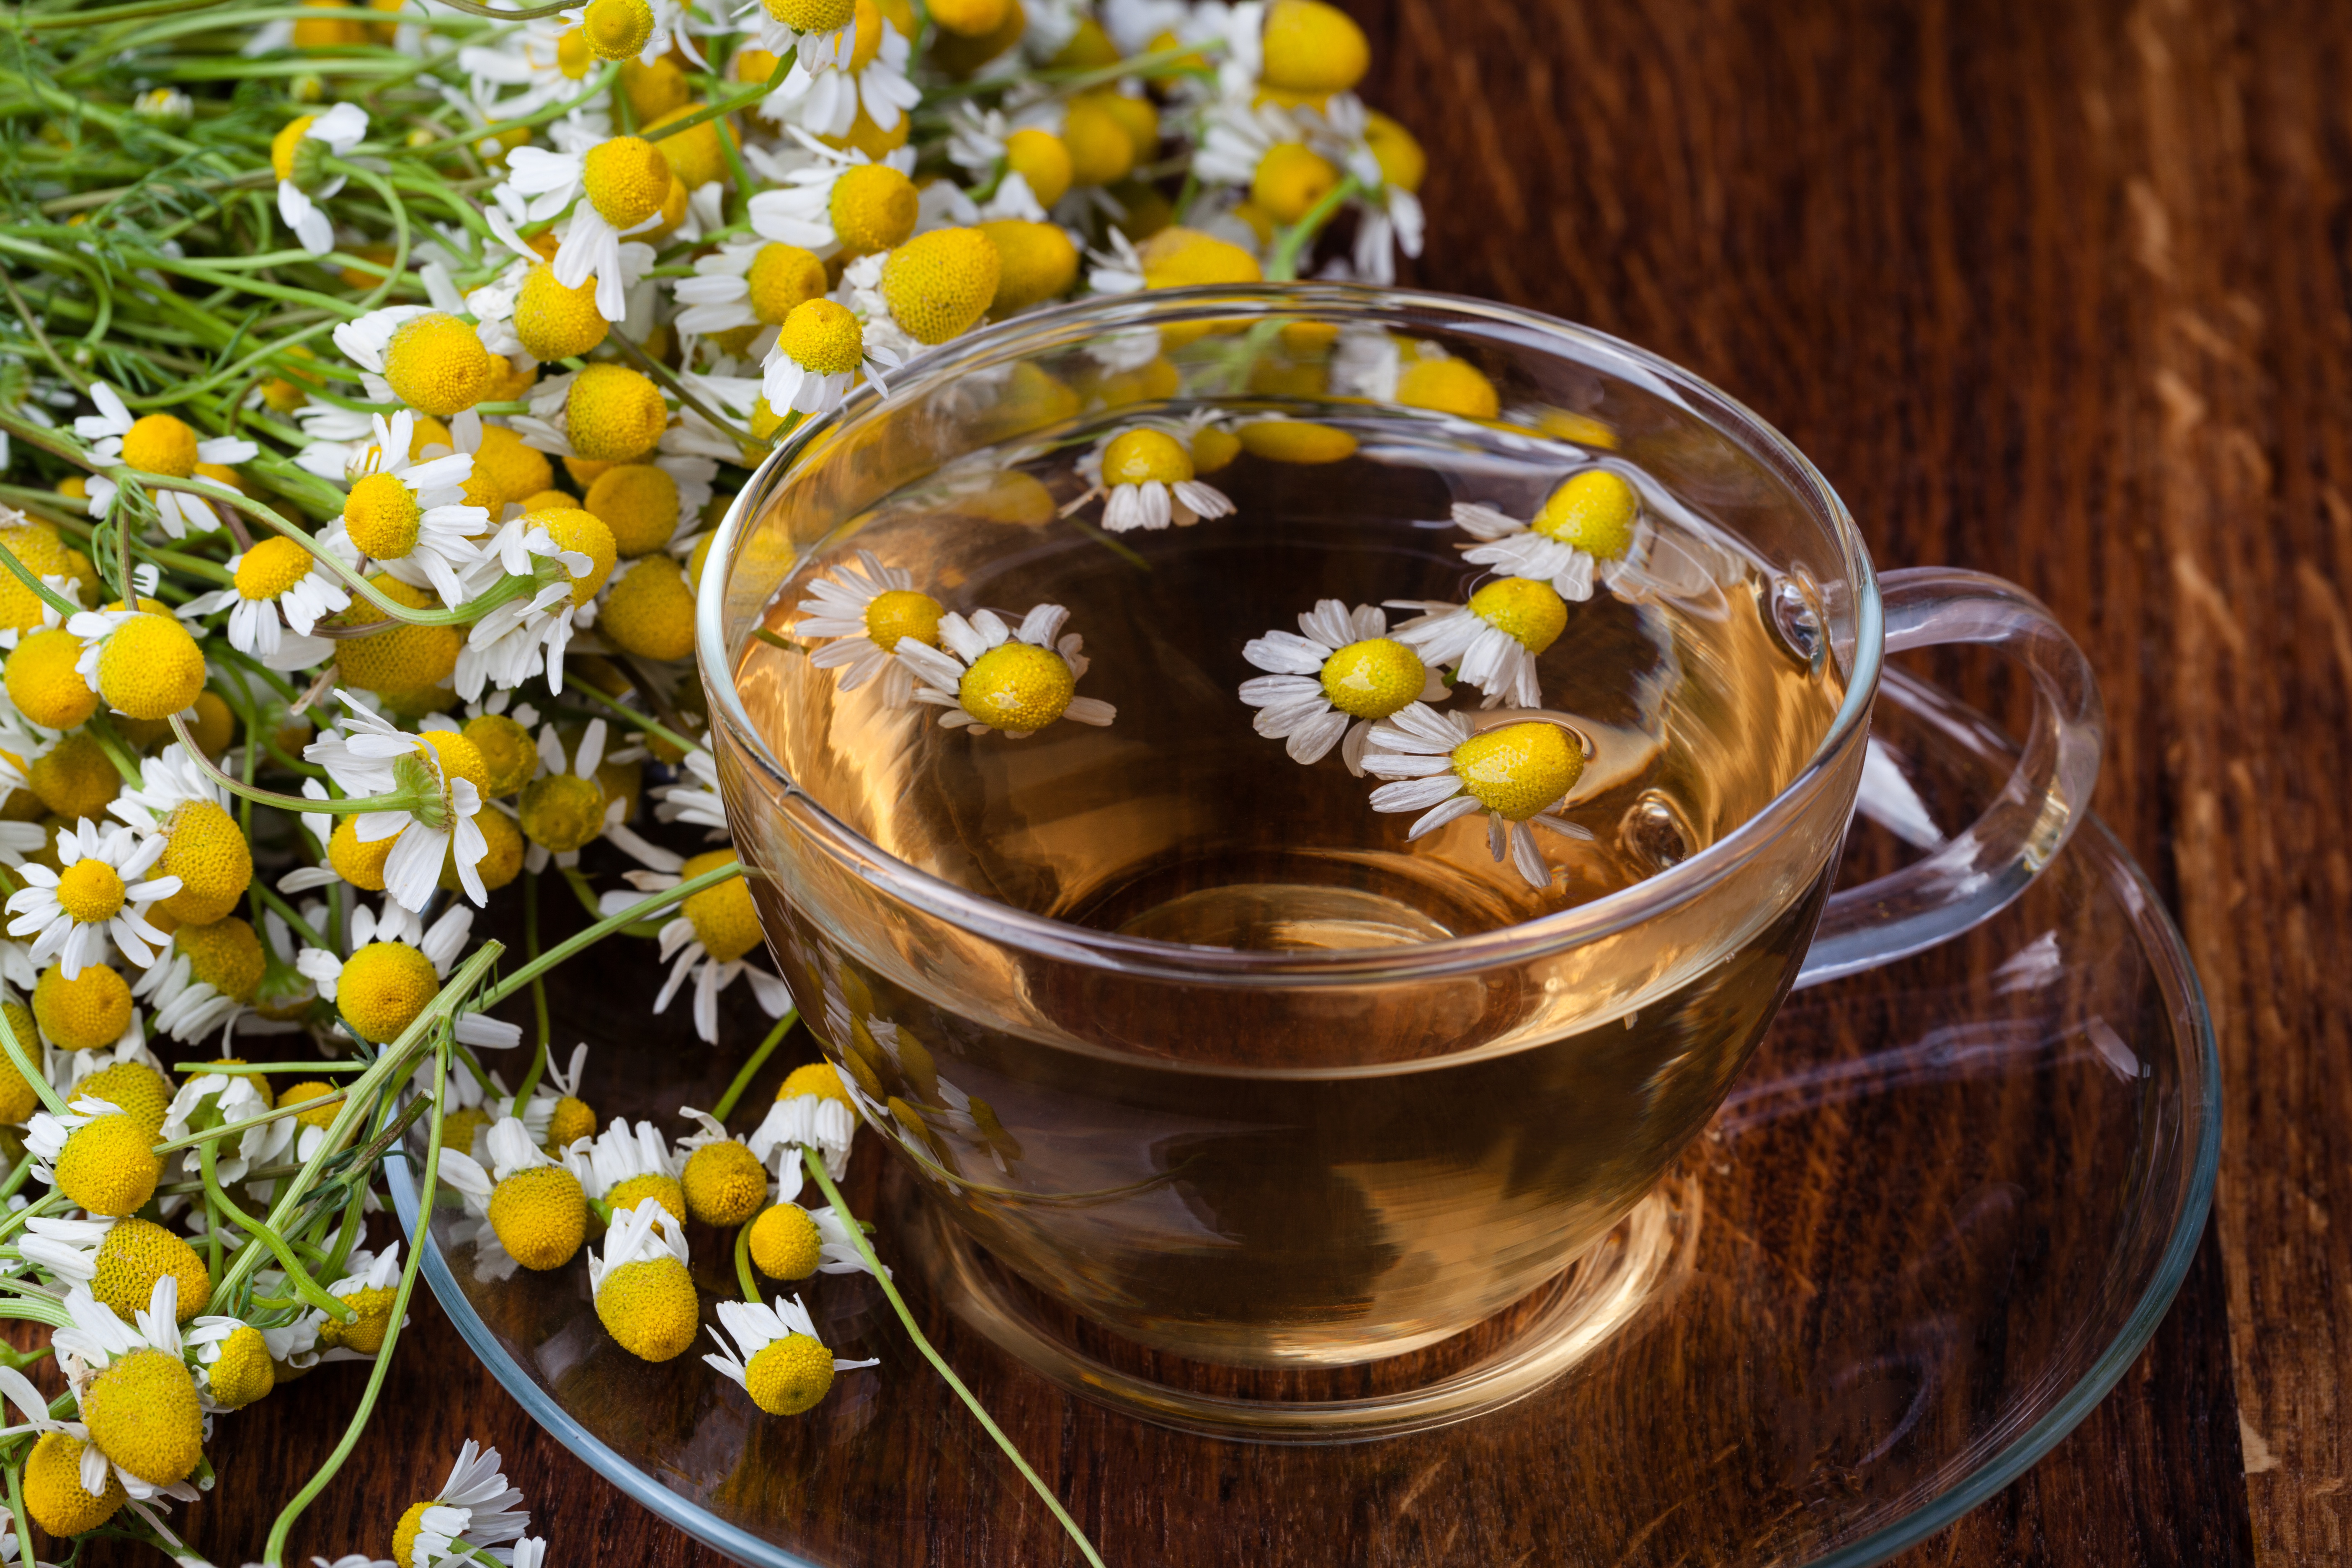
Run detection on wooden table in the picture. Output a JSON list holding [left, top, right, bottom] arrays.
[[121, 0, 2344, 1560]]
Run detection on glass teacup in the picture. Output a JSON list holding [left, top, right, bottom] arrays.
[[697, 286, 2102, 1388]]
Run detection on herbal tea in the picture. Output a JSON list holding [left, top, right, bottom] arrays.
[[731, 403, 1847, 1364]]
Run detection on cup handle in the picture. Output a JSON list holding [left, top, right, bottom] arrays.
[[1794, 567, 2106, 988]]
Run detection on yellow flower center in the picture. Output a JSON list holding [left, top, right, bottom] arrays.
[[643, 104, 734, 190], [517, 771, 606, 853], [1467, 576, 1568, 655], [514, 262, 608, 362], [762, 0, 853, 28], [745, 242, 828, 325], [843, 0, 885, 72], [775, 297, 865, 376], [1137, 225, 1263, 289], [745, 1333, 836, 1415], [879, 227, 1000, 346], [321, 1284, 397, 1354], [682, 1138, 767, 1225], [5, 628, 98, 731], [83, 1349, 203, 1486], [1101, 428, 1192, 487], [1060, 96, 1135, 187], [1365, 109, 1426, 192], [975, 218, 1079, 315], [176, 915, 266, 1001], [582, 464, 679, 557], [342, 471, 422, 560], [338, 939, 438, 1044], [546, 1094, 596, 1150], [1450, 721, 1583, 821], [120, 414, 200, 478], [28, 733, 121, 821], [98, 613, 207, 722], [600, 560, 698, 663], [1259, 0, 1369, 95], [271, 116, 317, 182], [382, 313, 492, 419], [92, 1216, 210, 1322], [54, 857, 126, 924], [1532, 469, 1641, 560], [596, 1255, 700, 1362], [326, 573, 461, 697], [1396, 356, 1501, 420], [828, 162, 918, 254], [34, 962, 132, 1052], [525, 504, 618, 604], [489, 1164, 589, 1270], [206, 1324, 276, 1409], [748, 1201, 823, 1279], [273, 1080, 340, 1132], [1318, 637, 1426, 720], [464, 714, 539, 796], [470, 425, 554, 508], [25, 1431, 124, 1538], [75, 1060, 172, 1135], [159, 799, 254, 924], [681, 862, 761, 963], [235, 536, 316, 601], [606, 1171, 686, 1222], [957, 641, 1074, 732], [780, 1061, 854, 1105], [581, 0, 653, 59], [1002, 128, 1073, 208], [565, 364, 668, 462], [328, 815, 394, 891], [1251, 142, 1341, 224], [56, 1112, 161, 1217], [861, 588, 943, 653], [555, 24, 594, 77], [581, 135, 672, 229]]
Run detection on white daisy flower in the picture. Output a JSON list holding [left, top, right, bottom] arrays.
[[587, 1194, 689, 1297], [1447, 467, 1645, 602], [453, 508, 600, 699], [132, 930, 251, 1047], [746, 130, 919, 257], [496, 138, 668, 322], [702, 1293, 877, 1412], [72, 383, 257, 538], [47, 1277, 204, 1501], [291, 693, 490, 910], [514, 719, 622, 873], [1077, 424, 1237, 533], [1084, 227, 1148, 295], [457, 17, 615, 121], [793, 550, 945, 707], [1305, 94, 1425, 284], [1192, 90, 1305, 187], [742, 4, 918, 137], [183, 1311, 310, 1410], [396, 1442, 529, 1568], [14, 1215, 122, 1286], [177, 535, 353, 668], [565, 1116, 682, 1223], [758, 291, 898, 417], [274, 102, 370, 255], [439, 1114, 565, 1282], [1359, 704, 1595, 890], [22, 1097, 137, 1196], [745, 1091, 857, 1187], [4, 819, 180, 978], [1238, 599, 1451, 774], [313, 409, 488, 606], [161, 1066, 292, 1184], [299, 1243, 407, 1362], [892, 605, 1118, 737], [111, 738, 230, 835], [1383, 575, 1573, 709], [593, 859, 792, 1046], [295, 901, 522, 1050]]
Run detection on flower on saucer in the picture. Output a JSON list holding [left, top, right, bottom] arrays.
[[894, 605, 1117, 738], [5, 820, 181, 980], [441, 1115, 589, 1280], [745, 1063, 857, 1183], [1239, 599, 1449, 774], [567, 1117, 687, 1230], [295, 900, 521, 1050], [271, 102, 369, 255], [72, 384, 256, 539], [703, 1293, 877, 1416], [589, 1199, 699, 1363], [388, 1441, 529, 1568], [1450, 469, 1642, 602], [307, 1244, 405, 1359], [1384, 577, 1571, 710], [795, 550, 944, 706], [1080, 426, 1235, 533], [1359, 705, 1593, 889], [176, 535, 352, 668]]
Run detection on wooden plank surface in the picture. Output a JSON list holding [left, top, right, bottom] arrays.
[[85, 0, 2352, 1560]]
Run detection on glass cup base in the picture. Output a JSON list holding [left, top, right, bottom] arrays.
[[897, 1161, 1703, 1444]]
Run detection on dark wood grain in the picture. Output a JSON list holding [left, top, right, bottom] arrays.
[[77, 0, 2348, 1560]]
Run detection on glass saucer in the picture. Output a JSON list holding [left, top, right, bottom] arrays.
[[390, 667, 2218, 1568]]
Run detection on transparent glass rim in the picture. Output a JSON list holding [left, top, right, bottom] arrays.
[[694, 283, 1889, 980]]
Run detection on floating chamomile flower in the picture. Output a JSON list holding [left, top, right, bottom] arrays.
[[1238, 599, 1450, 773], [500, 134, 676, 320], [271, 102, 369, 255], [321, 410, 489, 605], [72, 383, 257, 538], [795, 550, 944, 705], [442, 1115, 590, 1279], [18, 1215, 210, 1322], [1450, 469, 1642, 602], [389, 1441, 529, 1568], [176, 534, 352, 669], [1359, 705, 1594, 890], [296, 694, 493, 910], [1385, 576, 1571, 710], [748, 130, 920, 256], [590, 1198, 699, 1362], [892, 604, 1116, 738], [50, 1276, 205, 1496], [762, 296, 899, 416], [5, 819, 181, 979], [295, 900, 521, 1050], [704, 1293, 878, 1416], [567, 1116, 687, 1225], [1079, 426, 1237, 534]]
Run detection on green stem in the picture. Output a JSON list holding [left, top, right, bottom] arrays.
[[523, 869, 551, 1061], [803, 1150, 1107, 1568], [201, 1143, 353, 1321], [711, 1011, 795, 1122], [1266, 173, 1363, 281], [733, 1218, 759, 1304], [153, 1089, 343, 1154]]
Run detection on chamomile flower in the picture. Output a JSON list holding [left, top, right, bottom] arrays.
[[794, 550, 944, 705], [317, 410, 487, 606], [892, 604, 1117, 737], [761, 296, 899, 416], [670, 238, 828, 349], [1307, 94, 1426, 284], [72, 383, 256, 539], [1239, 600, 1450, 773], [1385, 577, 1571, 710], [651, 747, 728, 836], [160, 1065, 291, 1185], [296, 694, 492, 910], [498, 135, 676, 321], [176, 535, 353, 668], [295, 901, 521, 1050], [703, 1293, 877, 1416], [183, 1315, 279, 1410], [18, 1215, 209, 1322], [389, 1442, 528, 1568], [5, 820, 180, 979], [333, 308, 498, 429], [49, 1277, 205, 1496], [736, 0, 855, 68], [673, 1106, 772, 1225], [3, 1367, 127, 1537], [1359, 705, 1594, 890], [742, 1195, 867, 1281], [566, 1116, 686, 1226], [309, 1244, 405, 1358], [271, 103, 369, 255], [589, 1198, 699, 1362], [748, 131, 920, 257], [745, 1079, 857, 1186], [1080, 426, 1237, 533], [455, 508, 613, 699], [441, 1115, 589, 1279], [751, 2, 918, 138], [1449, 469, 1642, 602], [596, 848, 790, 1044], [514, 718, 621, 871], [457, 16, 614, 121], [130, 914, 268, 1045]]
